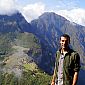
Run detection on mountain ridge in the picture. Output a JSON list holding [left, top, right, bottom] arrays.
[[31, 12, 85, 58], [0, 12, 85, 72]]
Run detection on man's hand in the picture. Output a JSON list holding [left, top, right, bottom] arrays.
[[51, 81, 55, 85]]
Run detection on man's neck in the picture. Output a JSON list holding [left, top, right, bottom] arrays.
[[61, 48, 69, 55]]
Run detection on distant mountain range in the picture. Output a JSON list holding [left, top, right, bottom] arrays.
[[0, 12, 85, 72]]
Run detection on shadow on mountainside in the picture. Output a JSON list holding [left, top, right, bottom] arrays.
[[77, 69, 85, 85]]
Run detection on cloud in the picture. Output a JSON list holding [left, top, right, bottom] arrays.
[[0, 0, 85, 26], [21, 2, 85, 26], [56, 8, 85, 26], [0, 0, 18, 15], [20, 0, 85, 26], [54, 0, 78, 10], [21, 2, 45, 22]]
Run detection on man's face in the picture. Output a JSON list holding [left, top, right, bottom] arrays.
[[60, 36, 69, 49]]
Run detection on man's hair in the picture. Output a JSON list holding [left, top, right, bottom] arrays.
[[60, 34, 70, 43]]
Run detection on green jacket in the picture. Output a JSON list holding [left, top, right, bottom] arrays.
[[55, 48, 80, 85]]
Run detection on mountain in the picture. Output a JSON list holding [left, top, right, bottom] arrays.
[[0, 11, 85, 84], [31, 12, 85, 62], [0, 12, 32, 33], [0, 12, 52, 85], [30, 12, 85, 84], [0, 32, 52, 85], [0, 12, 85, 72]]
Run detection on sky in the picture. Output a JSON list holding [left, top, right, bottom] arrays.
[[0, 0, 85, 26]]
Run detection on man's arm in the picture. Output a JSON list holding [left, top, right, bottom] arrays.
[[51, 69, 56, 85], [72, 72, 79, 85], [72, 52, 80, 85]]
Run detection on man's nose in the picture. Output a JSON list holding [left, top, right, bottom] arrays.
[[62, 42, 65, 44]]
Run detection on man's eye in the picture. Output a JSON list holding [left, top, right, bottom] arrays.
[[62, 40, 64, 42]]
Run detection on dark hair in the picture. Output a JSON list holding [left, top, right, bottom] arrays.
[[60, 34, 70, 43]]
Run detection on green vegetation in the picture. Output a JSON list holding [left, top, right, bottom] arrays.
[[0, 33, 15, 61], [19, 69, 52, 85], [0, 32, 52, 85], [0, 32, 41, 60], [23, 63, 38, 72], [0, 69, 52, 85], [14, 33, 41, 48], [14, 32, 41, 57]]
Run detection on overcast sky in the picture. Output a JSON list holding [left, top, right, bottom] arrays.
[[0, 0, 85, 26]]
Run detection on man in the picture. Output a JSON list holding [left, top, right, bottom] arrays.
[[51, 34, 80, 85]]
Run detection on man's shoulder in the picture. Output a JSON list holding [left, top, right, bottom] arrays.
[[68, 48, 79, 55], [70, 49, 80, 61], [56, 50, 60, 55], [70, 49, 79, 56], [56, 50, 60, 53]]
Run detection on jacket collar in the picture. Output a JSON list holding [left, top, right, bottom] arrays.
[[58, 47, 74, 55]]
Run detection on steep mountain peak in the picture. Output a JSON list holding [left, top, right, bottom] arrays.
[[39, 12, 68, 22], [31, 12, 70, 31]]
